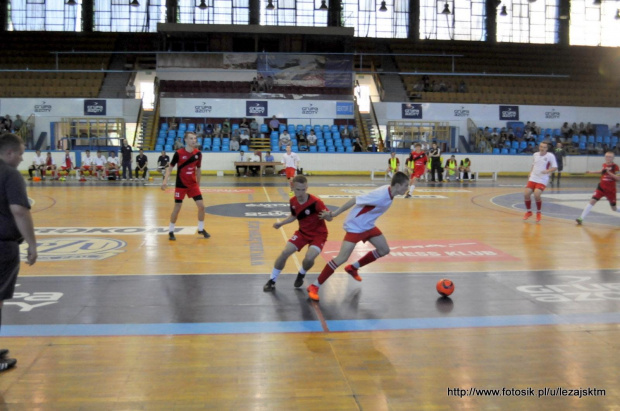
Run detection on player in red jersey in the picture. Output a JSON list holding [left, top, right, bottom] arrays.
[[576, 151, 620, 225], [405, 143, 427, 198], [263, 175, 329, 291], [161, 132, 210, 240]]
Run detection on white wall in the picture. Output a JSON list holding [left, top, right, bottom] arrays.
[[17, 151, 603, 175]]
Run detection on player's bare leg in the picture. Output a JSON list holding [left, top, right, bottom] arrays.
[[295, 245, 320, 288], [168, 202, 183, 240], [265, 242, 297, 291], [195, 199, 210, 238]]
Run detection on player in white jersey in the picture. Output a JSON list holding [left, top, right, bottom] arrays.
[[281, 145, 300, 196], [79, 149, 95, 181], [307, 172, 410, 301], [523, 141, 557, 222], [93, 151, 106, 180]]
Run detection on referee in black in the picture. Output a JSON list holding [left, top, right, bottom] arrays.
[[0, 133, 38, 372], [429, 141, 443, 182]]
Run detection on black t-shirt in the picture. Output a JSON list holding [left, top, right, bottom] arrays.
[[0, 159, 30, 243], [120, 145, 133, 163], [136, 154, 148, 167], [158, 155, 170, 167]]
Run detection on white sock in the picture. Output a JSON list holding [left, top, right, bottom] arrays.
[[271, 268, 282, 281], [198, 221, 204, 231], [580, 204, 593, 219], [352, 261, 360, 269], [168, 222, 175, 232], [460, 172, 463, 179], [409, 185, 415, 195], [76, 170, 80, 178], [312, 281, 320, 287], [299, 268, 307, 275]]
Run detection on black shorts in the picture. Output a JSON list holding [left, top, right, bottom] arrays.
[[0, 241, 21, 300]]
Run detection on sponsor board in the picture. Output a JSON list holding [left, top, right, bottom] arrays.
[[302, 103, 319, 115], [84, 99, 106, 116], [35, 227, 198, 236], [321, 240, 518, 263], [21, 237, 126, 261], [194, 102, 213, 114], [499, 105, 519, 120], [453, 107, 470, 117], [34, 101, 52, 113], [545, 110, 560, 119], [516, 276, 620, 302], [336, 102, 354, 116], [246, 101, 268, 117], [402, 103, 423, 119], [205, 202, 337, 218]]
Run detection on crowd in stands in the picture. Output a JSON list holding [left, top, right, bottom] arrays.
[[156, 118, 362, 154], [480, 120, 620, 155], [0, 115, 25, 134], [410, 75, 467, 93]]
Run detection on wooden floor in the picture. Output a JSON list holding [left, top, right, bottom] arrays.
[[2, 175, 619, 409]]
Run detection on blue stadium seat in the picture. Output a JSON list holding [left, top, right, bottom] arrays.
[[511, 141, 519, 149], [332, 132, 340, 140], [519, 141, 527, 151], [611, 136, 618, 147], [270, 131, 279, 139], [346, 146, 354, 153], [603, 136, 610, 145], [331, 125, 338, 133], [500, 148, 508, 154], [587, 135, 595, 144], [167, 130, 176, 138], [160, 123, 169, 131], [324, 132, 332, 139], [572, 135, 579, 145], [211, 145, 220, 152], [165, 145, 173, 151], [322, 125, 330, 133], [509, 148, 517, 154], [260, 124, 268, 134], [177, 130, 184, 138], [188, 123, 196, 132], [336, 146, 345, 152], [309, 146, 317, 152], [155, 145, 163, 151], [178, 123, 187, 131], [240, 145, 249, 152], [493, 148, 500, 154], [318, 146, 327, 153], [279, 124, 286, 133], [327, 147, 336, 153]]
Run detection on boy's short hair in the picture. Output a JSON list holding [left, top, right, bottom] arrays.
[[0, 133, 23, 153], [414, 143, 422, 148], [390, 171, 409, 186], [293, 175, 307, 185]]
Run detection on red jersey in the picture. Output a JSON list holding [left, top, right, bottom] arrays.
[[171, 148, 202, 188], [290, 194, 328, 238], [64, 155, 73, 169], [410, 151, 427, 168], [599, 162, 619, 190]]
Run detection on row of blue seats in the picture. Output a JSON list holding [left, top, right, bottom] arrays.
[[160, 123, 355, 136], [571, 135, 618, 145]]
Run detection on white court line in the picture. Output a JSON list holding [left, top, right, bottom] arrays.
[[263, 186, 301, 271]]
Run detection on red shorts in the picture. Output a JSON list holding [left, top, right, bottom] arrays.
[[411, 166, 425, 179], [289, 231, 327, 251], [593, 184, 617, 206], [343, 227, 383, 244], [60, 166, 72, 171], [175, 185, 202, 201], [526, 181, 546, 191], [95, 166, 104, 171], [285, 167, 296, 179]]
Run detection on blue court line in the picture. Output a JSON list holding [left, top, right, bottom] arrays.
[[2, 312, 620, 337]]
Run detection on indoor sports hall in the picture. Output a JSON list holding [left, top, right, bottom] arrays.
[[3, 174, 618, 409]]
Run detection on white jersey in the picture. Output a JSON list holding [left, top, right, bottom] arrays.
[[82, 156, 94, 167], [107, 156, 119, 166], [94, 156, 106, 167], [32, 154, 45, 166], [343, 185, 395, 233], [282, 152, 300, 169], [529, 152, 557, 185]]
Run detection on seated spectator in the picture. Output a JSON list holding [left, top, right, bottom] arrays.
[[307, 130, 317, 146], [173, 138, 184, 150], [531, 122, 541, 135], [230, 138, 240, 151], [213, 124, 222, 138], [297, 130, 307, 146], [611, 123, 620, 137], [157, 150, 170, 179], [561, 122, 571, 139], [13, 115, 24, 132], [265, 76, 274, 91], [578, 122, 586, 134], [28, 149, 45, 180], [341, 127, 350, 138], [483, 127, 492, 139], [250, 78, 259, 92], [3, 115, 12, 132], [222, 119, 231, 138], [239, 129, 250, 146], [135, 148, 148, 180], [257, 76, 266, 92], [571, 122, 578, 134], [458, 81, 467, 93], [279, 130, 291, 147], [586, 122, 595, 135], [353, 138, 363, 152], [249, 118, 259, 138], [205, 123, 214, 138], [412, 81, 423, 92], [236, 151, 248, 177], [239, 118, 250, 131], [438, 81, 447, 92], [269, 115, 280, 132], [248, 151, 261, 176]]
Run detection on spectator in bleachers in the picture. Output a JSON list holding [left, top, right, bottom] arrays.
[[3, 115, 12, 132], [412, 80, 423, 92], [438, 81, 447, 92], [239, 118, 250, 132], [307, 130, 317, 146], [239, 129, 250, 147], [173, 137, 184, 151], [341, 127, 350, 138], [353, 138, 363, 152], [269, 115, 280, 132], [458, 81, 467, 93], [249, 118, 259, 138], [230, 138, 240, 152], [483, 127, 492, 139], [250, 77, 259, 92], [222, 119, 231, 138], [297, 131, 308, 149], [265, 76, 274, 91], [561, 122, 572, 139], [611, 123, 620, 137], [12, 115, 24, 133], [578, 122, 586, 134], [257, 76, 266, 92], [213, 124, 222, 138], [279, 130, 291, 148], [586, 122, 595, 135]]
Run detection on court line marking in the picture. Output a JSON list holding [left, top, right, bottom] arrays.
[[263, 186, 301, 271], [20, 268, 620, 278], [310, 300, 330, 332], [4, 312, 620, 337]]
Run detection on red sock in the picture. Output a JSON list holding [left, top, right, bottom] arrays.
[[317, 260, 339, 285], [525, 199, 532, 210], [536, 200, 542, 212], [357, 250, 380, 268]]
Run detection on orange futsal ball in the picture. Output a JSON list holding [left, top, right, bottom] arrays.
[[436, 279, 455, 297]]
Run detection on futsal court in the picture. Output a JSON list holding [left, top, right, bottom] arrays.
[[1, 174, 619, 409]]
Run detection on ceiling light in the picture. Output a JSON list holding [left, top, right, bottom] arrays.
[[318, 0, 328, 10], [198, 0, 207, 9], [441, 3, 451, 15], [129, 0, 140, 6], [66, 0, 77, 5], [379, 1, 388, 12], [500, 5, 508, 16], [266, 0, 275, 10]]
